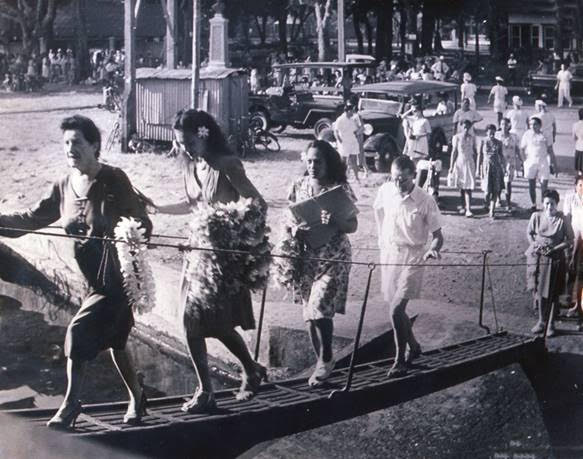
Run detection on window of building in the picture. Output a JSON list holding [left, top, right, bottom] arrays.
[[510, 25, 521, 49], [531, 25, 541, 48], [544, 26, 555, 50]]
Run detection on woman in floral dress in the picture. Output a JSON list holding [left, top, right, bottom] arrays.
[[158, 109, 267, 413], [478, 124, 506, 219], [449, 119, 478, 217], [495, 117, 522, 211], [287, 140, 358, 387], [526, 189, 573, 337]]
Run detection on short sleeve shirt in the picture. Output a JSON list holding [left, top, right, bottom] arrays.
[[557, 70, 573, 86], [333, 112, 361, 158], [504, 108, 529, 136], [538, 111, 556, 144], [373, 182, 442, 248], [572, 120, 583, 151], [453, 109, 482, 133], [521, 130, 550, 162]]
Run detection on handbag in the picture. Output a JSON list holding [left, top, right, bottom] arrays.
[[446, 170, 456, 188]]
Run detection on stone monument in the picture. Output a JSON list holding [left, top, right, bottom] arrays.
[[208, 0, 229, 68]]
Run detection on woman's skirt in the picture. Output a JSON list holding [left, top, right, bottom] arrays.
[[180, 258, 255, 339], [64, 291, 133, 361], [525, 251, 566, 300]]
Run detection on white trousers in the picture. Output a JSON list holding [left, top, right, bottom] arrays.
[[558, 85, 573, 107]]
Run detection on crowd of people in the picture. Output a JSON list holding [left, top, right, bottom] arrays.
[[0, 49, 582, 431]]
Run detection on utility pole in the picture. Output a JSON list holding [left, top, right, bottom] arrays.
[[338, 0, 345, 61], [191, 0, 201, 108], [164, 0, 177, 68], [122, 0, 136, 153]]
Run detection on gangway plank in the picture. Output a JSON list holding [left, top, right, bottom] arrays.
[[4, 331, 545, 457]]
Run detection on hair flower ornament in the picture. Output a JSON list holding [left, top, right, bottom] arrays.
[[114, 217, 156, 315], [197, 126, 210, 139]]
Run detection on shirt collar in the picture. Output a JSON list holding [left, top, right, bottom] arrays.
[[389, 182, 421, 202]]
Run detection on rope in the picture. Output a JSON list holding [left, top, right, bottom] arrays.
[[0, 225, 551, 269]]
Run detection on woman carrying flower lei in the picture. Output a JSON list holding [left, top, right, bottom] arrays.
[[156, 109, 268, 413], [275, 140, 358, 387]]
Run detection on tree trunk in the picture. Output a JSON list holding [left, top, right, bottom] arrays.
[[364, 15, 373, 55], [457, 14, 464, 53], [314, 2, 331, 62], [421, 1, 435, 54], [278, 10, 287, 53], [399, 1, 407, 55], [353, 10, 364, 54], [433, 19, 442, 51], [375, 10, 387, 60], [74, 0, 89, 81], [474, 16, 479, 70]]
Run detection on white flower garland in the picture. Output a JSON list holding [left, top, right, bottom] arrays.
[[184, 198, 272, 307], [114, 217, 156, 315]]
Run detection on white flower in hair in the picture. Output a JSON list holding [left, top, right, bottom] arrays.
[[197, 126, 210, 139]]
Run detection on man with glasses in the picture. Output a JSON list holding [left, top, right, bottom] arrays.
[[374, 155, 444, 378]]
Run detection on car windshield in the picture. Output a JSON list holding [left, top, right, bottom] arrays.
[[358, 97, 402, 116]]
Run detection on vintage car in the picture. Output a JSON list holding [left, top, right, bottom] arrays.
[[525, 64, 583, 100], [353, 80, 459, 171], [249, 61, 376, 135]]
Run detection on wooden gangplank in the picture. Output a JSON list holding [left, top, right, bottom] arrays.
[[4, 331, 545, 458]]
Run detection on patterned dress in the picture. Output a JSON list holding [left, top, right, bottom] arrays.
[[288, 177, 357, 321], [525, 211, 573, 299], [495, 131, 520, 183], [180, 154, 263, 338], [479, 137, 506, 196], [0, 165, 152, 361]]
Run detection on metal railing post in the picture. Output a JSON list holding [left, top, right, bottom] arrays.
[[329, 263, 376, 399], [254, 287, 268, 362], [478, 250, 492, 334]]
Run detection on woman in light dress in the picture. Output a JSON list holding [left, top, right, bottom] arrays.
[[449, 119, 477, 217], [495, 117, 521, 211], [460, 73, 477, 110], [563, 174, 583, 329]]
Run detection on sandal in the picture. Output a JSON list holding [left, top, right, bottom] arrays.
[[236, 362, 268, 401], [46, 400, 82, 430], [531, 321, 545, 334], [405, 345, 422, 364], [387, 362, 408, 378], [181, 390, 216, 414], [308, 358, 336, 387]]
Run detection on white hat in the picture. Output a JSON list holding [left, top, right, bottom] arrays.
[[463, 72, 472, 81], [512, 95, 522, 106], [439, 55, 445, 60], [535, 99, 547, 107], [495, 76, 504, 82]]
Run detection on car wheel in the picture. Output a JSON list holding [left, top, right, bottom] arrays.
[[314, 118, 333, 138], [376, 138, 398, 172], [271, 124, 287, 134], [431, 132, 448, 167], [250, 111, 269, 131]]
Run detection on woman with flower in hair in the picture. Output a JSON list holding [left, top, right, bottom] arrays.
[[157, 109, 267, 413], [0, 115, 152, 429], [286, 140, 358, 387]]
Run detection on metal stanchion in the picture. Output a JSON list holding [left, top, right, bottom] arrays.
[[329, 263, 376, 399], [254, 287, 268, 362], [478, 249, 492, 334]]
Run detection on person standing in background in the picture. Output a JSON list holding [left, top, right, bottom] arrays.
[[488, 76, 508, 128], [505, 96, 529, 142], [460, 73, 477, 110], [333, 100, 364, 183], [573, 109, 583, 174], [556, 63, 573, 108], [507, 53, 518, 86]]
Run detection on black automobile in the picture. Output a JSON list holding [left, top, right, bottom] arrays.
[[249, 61, 377, 136]]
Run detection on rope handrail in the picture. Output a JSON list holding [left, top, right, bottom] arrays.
[[0, 225, 552, 269]]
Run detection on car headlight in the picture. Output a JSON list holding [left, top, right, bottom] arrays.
[[363, 123, 374, 136]]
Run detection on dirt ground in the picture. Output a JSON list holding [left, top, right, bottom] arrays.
[[1, 87, 583, 457]]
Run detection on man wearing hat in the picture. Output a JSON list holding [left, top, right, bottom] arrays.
[[507, 53, 517, 86], [333, 100, 365, 182], [504, 96, 529, 141], [534, 99, 556, 149], [431, 56, 449, 81], [488, 77, 508, 128], [461, 73, 477, 110]]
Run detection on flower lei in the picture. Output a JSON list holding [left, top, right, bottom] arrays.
[[114, 217, 156, 314], [271, 224, 304, 292], [184, 198, 272, 307]]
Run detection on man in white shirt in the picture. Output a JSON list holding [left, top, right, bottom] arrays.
[[556, 63, 573, 107], [573, 108, 583, 173], [453, 98, 482, 134], [431, 56, 449, 81], [505, 95, 529, 141], [488, 76, 508, 127], [534, 99, 556, 147], [333, 101, 364, 183], [373, 155, 443, 378], [521, 116, 557, 210], [507, 53, 517, 86]]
